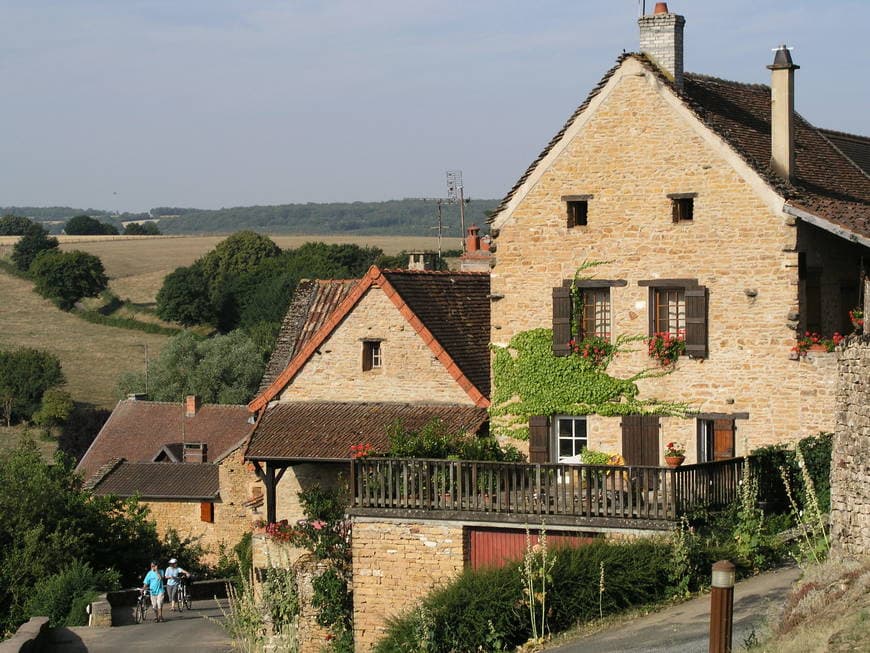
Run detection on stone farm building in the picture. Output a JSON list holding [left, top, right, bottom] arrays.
[[487, 4, 870, 466], [244, 267, 491, 523], [77, 396, 259, 563]]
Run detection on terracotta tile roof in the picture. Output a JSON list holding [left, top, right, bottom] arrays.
[[258, 279, 358, 394], [249, 267, 491, 412], [381, 270, 491, 398], [245, 401, 489, 461], [90, 462, 219, 500], [491, 53, 870, 240], [76, 400, 253, 480], [818, 128, 870, 177]]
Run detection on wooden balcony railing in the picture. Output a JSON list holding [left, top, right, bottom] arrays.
[[350, 457, 744, 528]]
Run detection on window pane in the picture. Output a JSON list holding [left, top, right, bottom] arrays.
[[654, 288, 685, 335], [582, 289, 611, 339], [558, 418, 573, 437], [559, 439, 574, 458]]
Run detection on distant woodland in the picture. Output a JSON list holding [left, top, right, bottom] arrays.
[[2, 198, 498, 236]]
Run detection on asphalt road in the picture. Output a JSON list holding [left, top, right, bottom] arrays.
[[48, 599, 233, 652], [548, 565, 802, 653]]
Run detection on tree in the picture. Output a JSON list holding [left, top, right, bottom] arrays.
[[0, 348, 65, 425], [29, 250, 108, 310], [10, 223, 59, 272], [0, 440, 163, 633], [64, 214, 118, 235], [198, 230, 281, 280], [123, 221, 161, 236], [155, 264, 216, 326], [32, 388, 75, 427], [116, 330, 264, 404], [0, 215, 34, 236]]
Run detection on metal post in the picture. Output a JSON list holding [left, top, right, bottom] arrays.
[[709, 560, 736, 653]]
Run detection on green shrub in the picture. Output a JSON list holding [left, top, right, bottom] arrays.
[[23, 560, 120, 627], [386, 418, 526, 462], [751, 432, 833, 514]]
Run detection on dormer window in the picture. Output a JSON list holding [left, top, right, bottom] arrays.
[[362, 340, 382, 371], [668, 193, 697, 222], [562, 195, 592, 228]]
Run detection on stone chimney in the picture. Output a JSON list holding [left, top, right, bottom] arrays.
[[460, 224, 492, 272], [638, 2, 685, 89], [185, 395, 201, 418], [183, 442, 206, 463], [768, 45, 799, 182]]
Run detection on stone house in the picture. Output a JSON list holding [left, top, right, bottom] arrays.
[[488, 3, 870, 466], [244, 267, 491, 523], [78, 396, 259, 562]]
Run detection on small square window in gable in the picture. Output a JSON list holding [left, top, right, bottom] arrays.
[[362, 340, 382, 372], [562, 195, 592, 229], [668, 193, 697, 223]]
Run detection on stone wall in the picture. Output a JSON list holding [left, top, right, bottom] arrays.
[[273, 462, 346, 524], [831, 335, 870, 557], [144, 450, 261, 564], [279, 286, 474, 406], [352, 519, 465, 651], [489, 56, 842, 453]]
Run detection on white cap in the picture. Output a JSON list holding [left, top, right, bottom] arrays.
[[169, 558, 177, 564]]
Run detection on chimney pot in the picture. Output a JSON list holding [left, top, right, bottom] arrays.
[[465, 224, 481, 253], [653, 2, 669, 14], [185, 395, 201, 418]]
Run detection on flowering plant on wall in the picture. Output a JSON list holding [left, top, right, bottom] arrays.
[[849, 308, 864, 333], [648, 332, 686, 367], [792, 332, 844, 356], [350, 443, 375, 459], [569, 336, 615, 368]]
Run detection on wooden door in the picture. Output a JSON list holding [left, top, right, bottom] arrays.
[[621, 415, 659, 466], [713, 419, 735, 460]]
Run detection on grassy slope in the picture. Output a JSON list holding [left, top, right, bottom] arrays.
[[0, 270, 168, 408]]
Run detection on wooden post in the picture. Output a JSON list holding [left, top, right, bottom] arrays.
[[709, 560, 735, 653], [265, 463, 277, 524]]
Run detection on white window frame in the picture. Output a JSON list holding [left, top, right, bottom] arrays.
[[552, 416, 588, 463]]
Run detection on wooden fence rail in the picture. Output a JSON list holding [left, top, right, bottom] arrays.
[[350, 457, 744, 524]]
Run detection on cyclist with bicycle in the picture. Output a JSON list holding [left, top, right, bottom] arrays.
[[164, 558, 190, 612], [142, 561, 165, 623]]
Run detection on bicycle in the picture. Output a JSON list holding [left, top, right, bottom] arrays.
[[135, 588, 150, 624], [176, 575, 192, 612]]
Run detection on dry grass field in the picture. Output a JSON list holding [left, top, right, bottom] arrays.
[[0, 271, 168, 409], [1, 234, 443, 303]]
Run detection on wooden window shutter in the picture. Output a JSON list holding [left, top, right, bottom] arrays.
[[528, 415, 550, 463], [713, 419, 735, 460], [685, 286, 708, 358], [552, 286, 572, 356], [200, 502, 214, 523]]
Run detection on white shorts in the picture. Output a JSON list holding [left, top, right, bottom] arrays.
[[149, 592, 165, 609]]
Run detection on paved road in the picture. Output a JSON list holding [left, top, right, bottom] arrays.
[[549, 565, 802, 653], [48, 600, 233, 652]]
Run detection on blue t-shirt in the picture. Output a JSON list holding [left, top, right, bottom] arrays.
[[143, 569, 164, 595]]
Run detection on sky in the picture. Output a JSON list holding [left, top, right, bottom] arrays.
[[1, 0, 867, 213]]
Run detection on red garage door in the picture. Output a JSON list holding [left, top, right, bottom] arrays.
[[468, 527, 598, 570]]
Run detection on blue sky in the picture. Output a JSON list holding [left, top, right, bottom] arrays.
[[1, 1, 867, 212]]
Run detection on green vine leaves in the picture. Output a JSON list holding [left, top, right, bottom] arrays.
[[490, 328, 691, 440]]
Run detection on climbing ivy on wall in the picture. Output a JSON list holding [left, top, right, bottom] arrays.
[[490, 328, 690, 440]]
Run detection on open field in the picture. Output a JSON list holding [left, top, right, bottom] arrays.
[[0, 234, 445, 303], [0, 271, 168, 408]]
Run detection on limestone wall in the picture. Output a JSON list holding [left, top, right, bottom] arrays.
[[280, 286, 474, 405], [352, 519, 465, 651], [831, 336, 870, 557], [489, 56, 842, 451]]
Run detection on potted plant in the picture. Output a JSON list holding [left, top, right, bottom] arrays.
[[792, 332, 844, 356], [850, 307, 864, 334], [664, 442, 686, 467], [568, 335, 615, 368], [648, 332, 686, 367]]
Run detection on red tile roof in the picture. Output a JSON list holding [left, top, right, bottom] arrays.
[[90, 462, 220, 500], [249, 267, 491, 411], [491, 53, 870, 241], [76, 400, 253, 480], [244, 401, 488, 461]]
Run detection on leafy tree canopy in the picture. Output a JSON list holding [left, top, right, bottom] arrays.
[[0, 348, 65, 426], [155, 264, 216, 326], [0, 214, 34, 236], [10, 223, 59, 271], [123, 221, 161, 236], [0, 440, 163, 634], [198, 230, 281, 280], [117, 330, 264, 404], [64, 214, 118, 235], [29, 249, 109, 310]]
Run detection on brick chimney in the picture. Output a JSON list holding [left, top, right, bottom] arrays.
[[638, 2, 685, 89], [183, 442, 206, 463], [185, 395, 201, 418], [768, 45, 799, 182], [465, 224, 481, 253]]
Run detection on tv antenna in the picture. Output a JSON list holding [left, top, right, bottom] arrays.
[[446, 170, 468, 251]]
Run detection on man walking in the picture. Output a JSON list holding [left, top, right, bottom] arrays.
[[142, 561, 165, 623]]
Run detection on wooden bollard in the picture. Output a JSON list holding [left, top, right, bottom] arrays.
[[709, 560, 736, 653]]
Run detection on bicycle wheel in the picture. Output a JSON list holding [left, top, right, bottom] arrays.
[[183, 587, 192, 610], [176, 587, 184, 612], [135, 600, 146, 624]]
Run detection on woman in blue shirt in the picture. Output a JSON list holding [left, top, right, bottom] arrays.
[[142, 561, 165, 623]]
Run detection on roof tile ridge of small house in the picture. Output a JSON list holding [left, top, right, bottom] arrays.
[[247, 267, 381, 412], [816, 128, 870, 181]]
